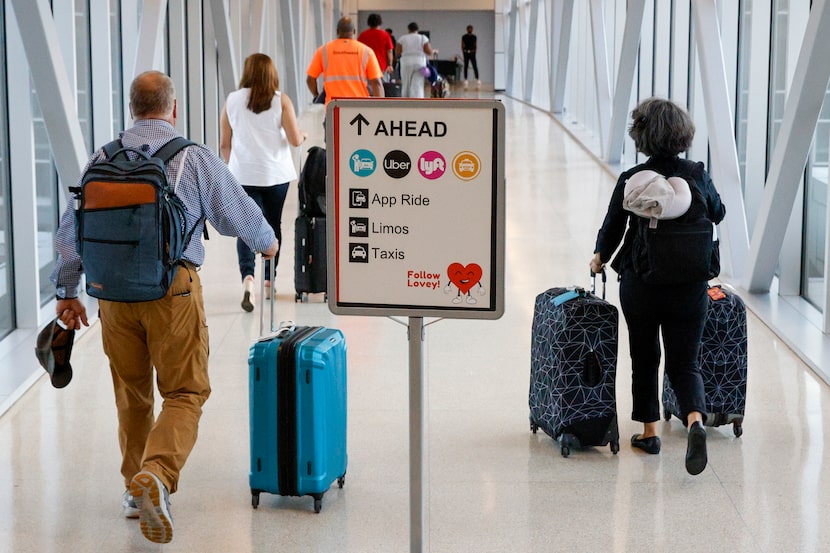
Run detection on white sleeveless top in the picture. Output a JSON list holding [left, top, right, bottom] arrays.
[[225, 88, 298, 186]]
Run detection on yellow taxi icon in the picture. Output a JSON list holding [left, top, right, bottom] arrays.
[[452, 151, 481, 180]]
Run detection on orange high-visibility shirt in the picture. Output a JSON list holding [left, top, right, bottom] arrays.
[[307, 38, 383, 105]]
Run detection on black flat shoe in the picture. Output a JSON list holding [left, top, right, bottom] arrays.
[[685, 421, 708, 475], [631, 434, 661, 454]]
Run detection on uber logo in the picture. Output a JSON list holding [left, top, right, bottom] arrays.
[[383, 150, 412, 179]]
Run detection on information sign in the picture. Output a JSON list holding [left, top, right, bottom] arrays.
[[326, 99, 505, 319]]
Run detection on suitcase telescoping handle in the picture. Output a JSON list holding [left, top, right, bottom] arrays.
[[590, 268, 607, 300], [258, 256, 296, 338]]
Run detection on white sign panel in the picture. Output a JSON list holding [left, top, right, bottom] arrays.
[[326, 99, 505, 319]]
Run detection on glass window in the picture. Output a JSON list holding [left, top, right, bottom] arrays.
[[0, 4, 15, 337], [110, 0, 124, 137], [75, 0, 93, 152], [32, 81, 59, 307], [735, 0, 752, 191]]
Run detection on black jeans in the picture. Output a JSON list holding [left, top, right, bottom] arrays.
[[463, 52, 479, 79], [237, 183, 288, 281], [619, 275, 708, 424]]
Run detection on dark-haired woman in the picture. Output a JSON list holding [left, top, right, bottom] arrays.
[[220, 53, 307, 311], [395, 22, 437, 98], [589, 97, 726, 475]]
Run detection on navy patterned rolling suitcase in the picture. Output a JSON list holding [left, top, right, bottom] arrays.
[[663, 284, 747, 436], [529, 273, 620, 457]]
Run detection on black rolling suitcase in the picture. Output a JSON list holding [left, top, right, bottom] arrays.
[[663, 284, 747, 436], [529, 272, 620, 457], [294, 215, 327, 302]]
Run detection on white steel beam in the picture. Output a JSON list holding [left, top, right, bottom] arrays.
[[278, 0, 301, 108], [692, 0, 750, 281], [506, 0, 518, 94], [208, 0, 239, 100], [552, 0, 574, 114], [589, 0, 612, 156], [133, 0, 166, 76], [606, 0, 645, 164], [523, 0, 540, 102], [8, 0, 87, 192], [248, 0, 265, 54], [745, 0, 830, 293]]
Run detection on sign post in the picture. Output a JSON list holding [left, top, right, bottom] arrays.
[[326, 99, 505, 552]]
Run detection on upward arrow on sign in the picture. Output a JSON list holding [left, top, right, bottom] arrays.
[[350, 113, 370, 135]]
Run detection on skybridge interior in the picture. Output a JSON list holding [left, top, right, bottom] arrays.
[[1, 0, 830, 551]]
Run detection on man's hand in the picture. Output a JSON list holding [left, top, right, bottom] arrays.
[[262, 239, 280, 259], [56, 298, 89, 331]]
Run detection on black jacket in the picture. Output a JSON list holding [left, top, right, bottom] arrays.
[[594, 156, 726, 276]]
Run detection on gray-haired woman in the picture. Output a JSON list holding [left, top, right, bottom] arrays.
[[589, 97, 726, 475]]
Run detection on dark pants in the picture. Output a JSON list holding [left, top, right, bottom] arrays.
[[237, 183, 288, 281], [619, 275, 708, 424], [463, 52, 479, 79]]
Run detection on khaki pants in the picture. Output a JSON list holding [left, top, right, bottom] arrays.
[[100, 263, 210, 493]]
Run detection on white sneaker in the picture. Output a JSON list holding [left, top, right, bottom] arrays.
[[463, 80, 468, 90], [476, 80, 481, 89], [241, 276, 254, 312], [130, 470, 174, 544], [122, 489, 140, 519]]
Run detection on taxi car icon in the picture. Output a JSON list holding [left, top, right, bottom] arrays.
[[458, 159, 476, 173], [351, 245, 368, 259]]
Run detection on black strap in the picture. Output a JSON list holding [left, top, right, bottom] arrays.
[[153, 136, 196, 163], [101, 139, 123, 159], [100, 137, 195, 163]]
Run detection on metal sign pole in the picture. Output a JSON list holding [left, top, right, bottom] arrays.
[[407, 316, 426, 553]]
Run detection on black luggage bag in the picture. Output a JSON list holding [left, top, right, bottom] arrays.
[[663, 284, 747, 436], [298, 146, 326, 218], [294, 215, 327, 302], [529, 273, 620, 457]]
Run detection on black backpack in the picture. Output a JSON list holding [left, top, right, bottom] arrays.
[[629, 174, 720, 285], [71, 137, 196, 302], [298, 146, 326, 217]]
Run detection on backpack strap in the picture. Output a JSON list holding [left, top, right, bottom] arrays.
[[153, 136, 196, 163], [102, 139, 123, 159]]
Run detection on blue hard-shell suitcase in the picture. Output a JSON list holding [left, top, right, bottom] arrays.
[[529, 273, 620, 457], [248, 322, 347, 512], [663, 284, 747, 436]]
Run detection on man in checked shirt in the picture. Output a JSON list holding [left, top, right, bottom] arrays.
[[50, 71, 279, 544]]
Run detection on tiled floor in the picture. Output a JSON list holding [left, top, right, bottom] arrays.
[[1, 93, 830, 552]]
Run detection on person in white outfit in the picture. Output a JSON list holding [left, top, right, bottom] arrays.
[[220, 53, 308, 311], [395, 22, 438, 98]]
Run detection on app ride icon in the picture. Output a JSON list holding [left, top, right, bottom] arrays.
[[350, 149, 377, 177]]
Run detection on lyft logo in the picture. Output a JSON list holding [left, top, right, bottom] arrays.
[[417, 151, 446, 180]]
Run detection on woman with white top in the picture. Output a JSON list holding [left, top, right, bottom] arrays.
[[220, 53, 308, 312], [395, 22, 438, 98]]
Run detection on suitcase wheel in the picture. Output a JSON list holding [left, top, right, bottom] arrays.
[[313, 496, 323, 514], [529, 417, 539, 434], [251, 491, 260, 509], [610, 440, 620, 454], [733, 417, 744, 437], [664, 410, 672, 421], [337, 475, 346, 488], [559, 434, 579, 457], [295, 292, 305, 303]]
